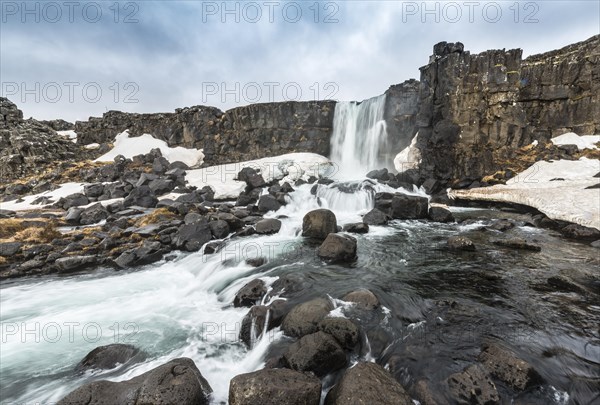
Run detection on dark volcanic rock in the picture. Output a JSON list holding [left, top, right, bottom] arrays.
[[282, 298, 334, 338], [428, 206, 454, 222], [342, 289, 380, 310], [76, 344, 144, 372], [478, 343, 543, 391], [390, 194, 429, 219], [234, 279, 267, 308], [123, 185, 158, 208], [0, 242, 22, 257], [172, 221, 212, 252], [282, 331, 347, 377], [446, 364, 500, 405], [489, 219, 515, 232], [318, 317, 360, 349], [239, 305, 269, 347], [229, 368, 321, 405], [325, 362, 412, 405], [560, 223, 600, 240], [302, 209, 337, 239], [255, 218, 282, 235], [79, 203, 109, 225], [493, 237, 541, 252], [257, 194, 282, 213], [317, 233, 357, 263], [55, 255, 97, 273], [342, 222, 369, 234], [237, 167, 267, 189], [209, 219, 230, 239], [447, 236, 476, 251], [58, 357, 212, 405], [363, 208, 389, 225]]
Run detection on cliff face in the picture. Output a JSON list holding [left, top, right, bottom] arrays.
[[74, 101, 336, 166], [415, 35, 600, 184]]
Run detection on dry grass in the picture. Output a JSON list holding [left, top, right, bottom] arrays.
[[12, 224, 60, 243], [135, 208, 177, 227], [0, 256, 6, 265], [0, 219, 26, 239]]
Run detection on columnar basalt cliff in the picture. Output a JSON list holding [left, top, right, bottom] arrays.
[[74, 101, 337, 166], [415, 35, 599, 184]]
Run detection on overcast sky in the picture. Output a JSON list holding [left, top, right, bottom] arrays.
[[1, 0, 598, 122]]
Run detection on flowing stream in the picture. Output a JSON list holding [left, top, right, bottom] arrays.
[[1, 97, 599, 404]]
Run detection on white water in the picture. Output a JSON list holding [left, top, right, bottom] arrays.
[[0, 96, 416, 404], [330, 95, 389, 180]]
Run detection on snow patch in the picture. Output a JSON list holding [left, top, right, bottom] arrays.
[[394, 132, 421, 172], [95, 131, 204, 167], [0, 183, 84, 211], [57, 130, 77, 143], [185, 153, 333, 200], [450, 158, 600, 230], [551, 132, 599, 150]]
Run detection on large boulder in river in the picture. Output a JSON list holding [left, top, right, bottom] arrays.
[[76, 344, 144, 372], [363, 208, 389, 225], [446, 364, 499, 405], [325, 362, 412, 405], [302, 209, 337, 239], [478, 343, 543, 391], [237, 167, 267, 189], [342, 289, 379, 310], [390, 194, 429, 219], [255, 218, 282, 234], [447, 236, 476, 251], [318, 317, 360, 349], [172, 221, 212, 251], [229, 368, 321, 405], [234, 279, 267, 308], [282, 297, 333, 338], [317, 233, 357, 263], [282, 331, 347, 377], [428, 205, 454, 222], [58, 357, 212, 405]]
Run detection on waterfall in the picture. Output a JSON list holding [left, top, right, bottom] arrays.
[[330, 94, 389, 179]]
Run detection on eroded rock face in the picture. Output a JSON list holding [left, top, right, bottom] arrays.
[[325, 362, 412, 405], [229, 368, 321, 405], [58, 357, 212, 405], [414, 35, 600, 185]]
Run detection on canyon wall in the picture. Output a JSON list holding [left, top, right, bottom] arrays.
[[415, 35, 599, 184]]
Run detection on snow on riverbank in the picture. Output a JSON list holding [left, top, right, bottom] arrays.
[[95, 131, 204, 167], [184, 153, 334, 200], [551, 132, 599, 150], [450, 157, 600, 230]]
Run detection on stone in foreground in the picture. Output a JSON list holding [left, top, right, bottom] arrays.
[[58, 357, 212, 405], [282, 331, 347, 377], [302, 209, 337, 239], [325, 362, 412, 405], [317, 233, 357, 263], [75, 343, 144, 372], [478, 343, 543, 391], [282, 297, 333, 338], [446, 364, 499, 405], [229, 368, 321, 405]]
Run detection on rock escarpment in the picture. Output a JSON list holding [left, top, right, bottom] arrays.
[[414, 35, 599, 185]]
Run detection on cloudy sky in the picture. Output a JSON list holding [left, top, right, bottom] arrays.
[[1, 0, 598, 121]]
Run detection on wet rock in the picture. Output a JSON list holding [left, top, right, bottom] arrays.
[[79, 203, 109, 225], [560, 223, 600, 240], [318, 317, 360, 349], [317, 233, 357, 263], [342, 289, 379, 310], [239, 305, 269, 347], [236, 226, 256, 237], [302, 209, 337, 239], [58, 357, 212, 405], [282, 331, 347, 377], [366, 168, 390, 181], [489, 219, 515, 232], [123, 185, 158, 208], [229, 368, 321, 405], [363, 208, 389, 225], [325, 362, 412, 405], [446, 364, 499, 405], [412, 379, 444, 405], [428, 206, 454, 223], [547, 275, 586, 293], [281, 182, 295, 193], [215, 212, 245, 231], [478, 343, 543, 391], [257, 195, 281, 213], [343, 222, 369, 234], [493, 238, 541, 252], [447, 236, 476, 251], [390, 194, 429, 219], [282, 298, 334, 338], [83, 183, 105, 198], [172, 221, 212, 252], [246, 257, 266, 267], [255, 218, 282, 235], [55, 255, 97, 273], [0, 242, 22, 256], [76, 344, 144, 372], [234, 279, 267, 308], [209, 219, 230, 239], [237, 167, 267, 189]]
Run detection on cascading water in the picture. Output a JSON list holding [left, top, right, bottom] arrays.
[[329, 94, 389, 180]]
